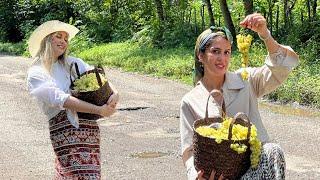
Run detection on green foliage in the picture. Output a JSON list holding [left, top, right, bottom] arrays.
[[75, 42, 194, 84], [267, 69, 320, 108], [68, 31, 96, 55], [0, 42, 26, 55]]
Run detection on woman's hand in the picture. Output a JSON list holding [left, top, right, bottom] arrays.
[[197, 169, 225, 180], [240, 13, 269, 39], [98, 103, 116, 117], [97, 91, 119, 117], [107, 91, 119, 108]]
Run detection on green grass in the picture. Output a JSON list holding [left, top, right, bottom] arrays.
[[75, 42, 195, 84], [1, 40, 319, 108]]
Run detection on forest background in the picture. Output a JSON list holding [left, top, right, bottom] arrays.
[[0, 0, 319, 108]]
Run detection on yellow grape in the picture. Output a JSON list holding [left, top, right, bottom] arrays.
[[196, 117, 262, 168], [237, 34, 253, 81], [241, 69, 249, 80], [73, 73, 107, 92]]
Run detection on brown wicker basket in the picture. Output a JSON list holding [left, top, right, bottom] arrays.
[[193, 90, 252, 180], [70, 63, 113, 120]]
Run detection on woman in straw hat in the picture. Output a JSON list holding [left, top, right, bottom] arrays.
[[26, 20, 119, 179], [180, 13, 299, 179]]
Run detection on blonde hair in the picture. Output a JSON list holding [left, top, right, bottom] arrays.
[[33, 32, 68, 73]]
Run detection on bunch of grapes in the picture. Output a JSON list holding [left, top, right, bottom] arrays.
[[236, 34, 253, 80], [196, 117, 261, 168], [73, 73, 107, 92]]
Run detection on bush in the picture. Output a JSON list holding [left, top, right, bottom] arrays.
[[0, 42, 26, 55]]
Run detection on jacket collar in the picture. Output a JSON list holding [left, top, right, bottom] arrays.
[[222, 72, 245, 108], [223, 72, 245, 90]]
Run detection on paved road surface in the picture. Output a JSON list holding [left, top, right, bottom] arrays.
[[0, 54, 319, 180]]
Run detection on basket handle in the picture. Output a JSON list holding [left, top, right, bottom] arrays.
[[94, 67, 103, 87], [69, 62, 81, 87], [204, 89, 226, 119], [70, 62, 105, 88], [227, 112, 252, 140]]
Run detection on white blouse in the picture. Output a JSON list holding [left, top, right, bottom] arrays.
[[27, 56, 93, 128]]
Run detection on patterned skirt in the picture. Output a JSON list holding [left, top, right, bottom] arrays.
[[49, 110, 101, 180], [241, 143, 286, 180]]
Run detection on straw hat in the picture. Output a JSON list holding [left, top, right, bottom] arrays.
[[28, 20, 79, 57]]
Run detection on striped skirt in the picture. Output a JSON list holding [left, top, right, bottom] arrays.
[[49, 110, 101, 179], [240, 143, 286, 180]]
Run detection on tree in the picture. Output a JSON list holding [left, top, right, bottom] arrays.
[[243, 0, 253, 16], [0, 0, 22, 42], [312, 0, 317, 20], [204, 0, 215, 26], [219, 0, 236, 42], [284, 0, 297, 28], [307, 0, 311, 21], [154, 0, 165, 22], [267, 0, 276, 34]]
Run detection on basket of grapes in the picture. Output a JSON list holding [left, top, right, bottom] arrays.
[[193, 90, 261, 180], [70, 63, 113, 120]]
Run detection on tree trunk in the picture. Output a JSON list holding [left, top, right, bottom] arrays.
[[194, 7, 198, 34], [312, 0, 317, 20], [276, 4, 279, 37], [267, 0, 274, 35], [154, 0, 165, 22], [201, 5, 205, 31], [242, 0, 253, 15], [288, 0, 297, 27], [283, 0, 288, 28], [219, 0, 236, 43], [188, 7, 191, 24], [204, 0, 215, 26], [307, 0, 311, 21]]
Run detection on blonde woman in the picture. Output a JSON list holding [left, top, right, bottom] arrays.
[[180, 13, 299, 179], [27, 20, 119, 179]]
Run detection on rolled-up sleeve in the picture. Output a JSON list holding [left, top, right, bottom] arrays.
[[27, 67, 70, 109], [248, 45, 299, 98], [180, 99, 195, 155]]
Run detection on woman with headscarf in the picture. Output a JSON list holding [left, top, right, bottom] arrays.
[[26, 20, 119, 179], [180, 13, 299, 180]]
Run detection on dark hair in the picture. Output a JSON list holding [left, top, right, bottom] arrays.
[[193, 26, 233, 86]]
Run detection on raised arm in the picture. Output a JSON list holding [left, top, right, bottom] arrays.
[[239, 13, 299, 97], [240, 13, 279, 54]]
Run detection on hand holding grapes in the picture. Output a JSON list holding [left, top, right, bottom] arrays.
[[240, 13, 270, 40]]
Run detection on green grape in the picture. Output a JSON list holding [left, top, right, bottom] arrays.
[[73, 73, 107, 92]]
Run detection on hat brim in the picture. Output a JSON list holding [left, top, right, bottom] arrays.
[[28, 20, 79, 58]]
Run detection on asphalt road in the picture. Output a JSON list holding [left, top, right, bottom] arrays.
[[0, 54, 319, 180]]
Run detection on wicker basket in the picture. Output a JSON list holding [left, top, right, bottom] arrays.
[[193, 90, 252, 180], [70, 63, 113, 120]]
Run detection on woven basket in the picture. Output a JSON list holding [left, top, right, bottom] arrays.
[[70, 63, 113, 120], [193, 90, 252, 180]]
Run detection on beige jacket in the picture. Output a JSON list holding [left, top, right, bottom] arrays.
[[180, 45, 299, 154]]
